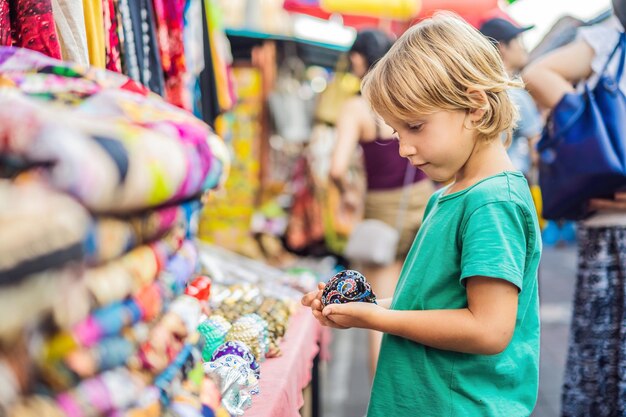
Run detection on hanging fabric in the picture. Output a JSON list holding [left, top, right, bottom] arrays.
[[102, 0, 122, 72], [128, 0, 165, 95], [199, 1, 220, 127], [82, 0, 105, 67], [183, 0, 205, 117], [0, 1, 9, 47], [152, 0, 190, 109], [51, 0, 89, 66], [0, 0, 62, 59], [117, 0, 140, 81]]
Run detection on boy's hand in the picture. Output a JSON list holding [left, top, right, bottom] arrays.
[[301, 282, 325, 310], [302, 283, 350, 329], [322, 302, 383, 329]]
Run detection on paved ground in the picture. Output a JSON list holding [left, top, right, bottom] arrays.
[[320, 245, 577, 417]]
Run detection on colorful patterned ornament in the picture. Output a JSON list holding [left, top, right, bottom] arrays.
[[321, 270, 377, 307], [209, 341, 259, 379], [204, 355, 258, 416], [225, 319, 262, 362], [238, 314, 269, 359], [197, 315, 231, 361]]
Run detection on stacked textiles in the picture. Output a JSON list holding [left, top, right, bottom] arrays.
[[0, 47, 233, 417]]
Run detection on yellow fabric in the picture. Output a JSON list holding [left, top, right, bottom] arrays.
[[530, 184, 546, 230], [82, 0, 105, 68]]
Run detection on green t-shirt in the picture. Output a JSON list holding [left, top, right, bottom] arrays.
[[367, 171, 541, 417]]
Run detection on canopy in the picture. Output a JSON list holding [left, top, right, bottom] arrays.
[[283, 0, 510, 29]]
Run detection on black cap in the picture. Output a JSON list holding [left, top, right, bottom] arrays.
[[479, 18, 535, 44]]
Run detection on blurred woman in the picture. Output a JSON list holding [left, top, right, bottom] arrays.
[[329, 29, 434, 377], [523, 1, 626, 415]]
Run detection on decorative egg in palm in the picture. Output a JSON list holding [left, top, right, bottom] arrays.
[[321, 270, 377, 307]]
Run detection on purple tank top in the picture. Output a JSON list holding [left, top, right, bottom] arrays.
[[360, 139, 427, 190]]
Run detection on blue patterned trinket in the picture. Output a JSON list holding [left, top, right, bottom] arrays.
[[321, 270, 377, 307]]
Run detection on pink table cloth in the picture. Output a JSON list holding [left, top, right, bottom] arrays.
[[246, 307, 324, 417]]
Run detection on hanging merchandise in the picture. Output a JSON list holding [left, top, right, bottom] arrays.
[[200, 4, 222, 126], [102, 0, 122, 72], [183, 0, 206, 117], [285, 157, 325, 252], [314, 54, 360, 125], [152, 0, 189, 109], [268, 56, 314, 143], [200, 67, 263, 256], [50, 0, 90, 66], [83, 0, 106, 67], [306, 123, 366, 254], [321, 0, 421, 20], [115, 0, 165, 95], [0, 0, 62, 58]]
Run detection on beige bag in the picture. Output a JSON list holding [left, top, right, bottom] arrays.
[[314, 55, 361, 125], [344, 164, 416, 266]]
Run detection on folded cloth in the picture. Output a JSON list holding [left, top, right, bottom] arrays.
[[158, 239, 199, 297], [84, 229, 188, 307], [0, 90, 227, 212], [84, 245, 162, 307], [0, 265, 88, 343], [0, 46, 230, 212], [87, 199, 201, 265], [0, 180, 90, 284]]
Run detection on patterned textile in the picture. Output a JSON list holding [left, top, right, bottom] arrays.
[[0, 0, 10, 46], [50, 0, 89, 65], [561, 226, 626, 417], [0, 180, 90, 284], [102, 0, 121, 72], [152, 0, 189, 109], [0, 180, 90, 340], [88, 199, 201, 265], [134, 0, 164, 96], [0, 46, 229, 213], [0, 0, 62, 59], [116, 0, 164, 95], [116, 0, 139, 81]]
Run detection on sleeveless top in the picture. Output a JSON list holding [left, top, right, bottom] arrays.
[[360, 139, 426, 190]]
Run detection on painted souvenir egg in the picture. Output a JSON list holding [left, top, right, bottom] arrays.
[[321, 270, 377, 307]]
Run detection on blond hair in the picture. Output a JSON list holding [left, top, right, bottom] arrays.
[[361, 13, 522, 145]]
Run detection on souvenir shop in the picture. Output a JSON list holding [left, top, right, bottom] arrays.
[[0, 1, 333, 416]]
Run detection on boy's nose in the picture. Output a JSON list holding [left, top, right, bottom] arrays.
[[398, 143, 415, 159]]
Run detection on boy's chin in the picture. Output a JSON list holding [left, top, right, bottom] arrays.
[[418, 166, 452, 183]]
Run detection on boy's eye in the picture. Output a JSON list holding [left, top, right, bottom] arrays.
[[408, 123, 424, 132]]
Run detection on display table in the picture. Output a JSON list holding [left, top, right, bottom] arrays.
[[246, 307, 325, 417]]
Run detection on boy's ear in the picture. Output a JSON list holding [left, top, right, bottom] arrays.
[[466, 88, 489, 122]]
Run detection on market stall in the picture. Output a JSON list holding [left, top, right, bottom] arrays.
[[0, 0, 333, 416]]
